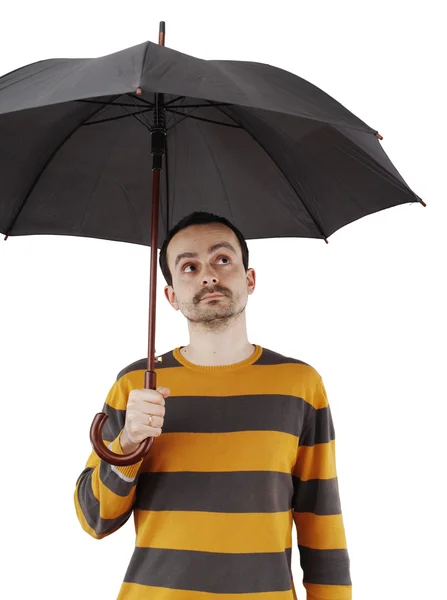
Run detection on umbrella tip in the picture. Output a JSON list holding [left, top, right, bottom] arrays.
[[419, 199, 427, 207], [375, 132, 383, 140], [324, 237, 329, 244], [4, 234, 9, 241], [158, 21, 166, 46]]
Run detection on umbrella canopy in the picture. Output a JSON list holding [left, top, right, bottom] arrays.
[[0, 26, 425, 464], [0, 38, 424, 247]]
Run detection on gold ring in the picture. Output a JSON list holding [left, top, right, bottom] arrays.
[[148, 414, 153, 427]]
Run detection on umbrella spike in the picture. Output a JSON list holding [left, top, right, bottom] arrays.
[[159, 21, 165, 46], [376, 132, 383, 140]]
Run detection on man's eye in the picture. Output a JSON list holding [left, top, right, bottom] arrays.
[[183, 257, 229, 273]]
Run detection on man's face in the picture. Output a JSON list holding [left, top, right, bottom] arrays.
[[164, 223, 255, 329]]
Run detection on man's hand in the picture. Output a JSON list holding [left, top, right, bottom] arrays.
[[120, 387, 170, 453]]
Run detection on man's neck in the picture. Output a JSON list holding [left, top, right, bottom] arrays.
[[180, 309, 255, 367], [180, 340, 255, 367]]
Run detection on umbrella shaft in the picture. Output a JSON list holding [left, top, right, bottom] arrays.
[[146, 85, 167, 389], [146, 165, 161, 389]]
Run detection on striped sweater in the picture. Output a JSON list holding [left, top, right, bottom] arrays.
[[74, 344, 352, 599]]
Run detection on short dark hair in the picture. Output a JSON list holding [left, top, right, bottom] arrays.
[[159, 211, 249, 287]]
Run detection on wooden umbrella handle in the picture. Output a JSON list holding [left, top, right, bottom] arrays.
[[89, 413, 154, 466]]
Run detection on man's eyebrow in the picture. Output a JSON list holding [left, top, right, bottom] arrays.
[[174, 242, 237, 269]]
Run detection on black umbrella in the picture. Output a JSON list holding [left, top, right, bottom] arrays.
[[0, 22, 425, 465]]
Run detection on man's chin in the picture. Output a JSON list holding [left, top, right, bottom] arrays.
[[187, 309, 235, 324]]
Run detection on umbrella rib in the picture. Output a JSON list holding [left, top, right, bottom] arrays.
[[165, 103, 231, 109], [165, 107, 241, 129], [125, 95, 154, 130], [79, 95, 155, 128], [3, 101, 118, 237], [83, 107, 154, 127], [77, 99, 154, 108], [164, 95, 185, 107], [165, 105, 198, 130], [126, 94, 155, 108], [209, 102, 329, 242], [165, 97, 186, 129]]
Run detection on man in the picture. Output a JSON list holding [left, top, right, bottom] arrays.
[[74, 211, 352, 600]]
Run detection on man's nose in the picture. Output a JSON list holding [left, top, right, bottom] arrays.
[[201, 266, 219, 285]]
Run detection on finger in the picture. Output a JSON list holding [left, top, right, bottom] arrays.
[[137, 391, 166, 406], [139, 404, 164, 417], [157, 387, 170, 397], [139, 422, 163, 438], [156, 390, 169, 407], [138, 414, 162, 428]]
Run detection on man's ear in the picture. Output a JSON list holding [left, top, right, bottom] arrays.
[[164, 285, 179, 310], [247, 268, 256, 294]]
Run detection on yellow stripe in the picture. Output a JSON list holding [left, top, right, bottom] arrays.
[[140, 430, 298, 474], [117, 582, 296, 599], [134, 509, 294, 552], [103, 375, 130, 410], [85, 447, 102, 470], [117, 362, 322, 406], [293, 512, 348, 549], [305, 582, 352, 600], [108, 432, 144, 479], [84, 435, 142, 479], [92, 468, 136, 520], [293, 440, 337, 480]]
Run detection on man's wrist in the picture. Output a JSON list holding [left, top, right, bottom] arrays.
[[119, 430, 140, 454]]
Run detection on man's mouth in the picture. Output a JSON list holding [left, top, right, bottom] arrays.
[[200, 293, 225, 301]]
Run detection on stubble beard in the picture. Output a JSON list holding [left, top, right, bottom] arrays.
[[181, 293, 245, 332]]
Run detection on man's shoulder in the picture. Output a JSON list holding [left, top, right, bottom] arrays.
[[257, 346, 310, 367], [258, 347, 322, 379]]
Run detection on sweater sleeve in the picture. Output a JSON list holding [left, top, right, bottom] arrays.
[[74, 374, 144, 539], [292, 377, 352, 600]]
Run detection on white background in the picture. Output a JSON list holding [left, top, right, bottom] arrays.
[[0, 1, 445, 599]]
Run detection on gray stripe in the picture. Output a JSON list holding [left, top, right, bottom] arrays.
[[292, 477, 342, 514], [102, 393, 333, 445], [298, 545, 352, 585], [300, 404, 335, 446], [76, 468, 133, 535], [146, 393, 304, 436], [99, 456, 138, 496], [99, 402, 126, 442], [135, 471, 294, 512], [254, 348, 310, 367], [124, 546, 293, 593], [116, 346, 312, 380], [99, 393, 332, 459], [117, 351, 181, 379]]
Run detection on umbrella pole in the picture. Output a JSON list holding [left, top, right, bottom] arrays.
[[144, 154, 162, 386], [89, 21, 167, 466], [145, 20, 167, 391]]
